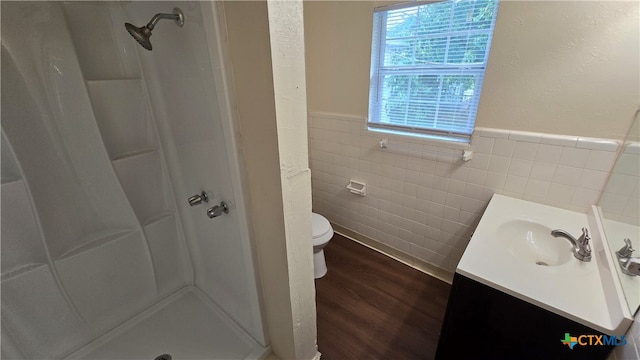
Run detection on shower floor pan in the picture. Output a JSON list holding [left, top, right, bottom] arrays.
[[64, 287, 269, 360]]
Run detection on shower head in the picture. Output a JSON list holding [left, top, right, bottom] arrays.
[[125, 8, 184, 51], [125, 23, 153, 50]]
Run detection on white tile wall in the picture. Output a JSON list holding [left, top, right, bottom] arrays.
[[600, 143, 640, 226], [309, 112, 620, 273]]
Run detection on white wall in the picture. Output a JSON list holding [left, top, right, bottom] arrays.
[[304, 1, 639, 138], [304, 1, 381, 117], [223, 2, 293, 357], [477, 1, 639, 139], [267, 1, 318, 358], [224, 1, 318, 358]]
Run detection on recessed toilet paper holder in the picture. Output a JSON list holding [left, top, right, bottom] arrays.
[[346, 180, 366, 196]]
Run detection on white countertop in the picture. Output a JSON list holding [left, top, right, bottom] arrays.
[[457, 194, 632, 335]]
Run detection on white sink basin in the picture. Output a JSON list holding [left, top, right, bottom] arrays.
[[457, 194, 633, 335], [497, 220, 573, 267]]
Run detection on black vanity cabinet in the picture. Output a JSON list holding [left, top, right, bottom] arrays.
[[435, 273, 615, 360]]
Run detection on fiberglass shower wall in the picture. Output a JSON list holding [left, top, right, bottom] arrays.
[[121, 1, 266, 345], [1, 2, 265, 358]]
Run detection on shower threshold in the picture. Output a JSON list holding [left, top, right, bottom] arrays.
[[63, 287, 269, 360]]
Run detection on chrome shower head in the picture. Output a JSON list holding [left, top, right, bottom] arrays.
[[125, 23, 153, 50], [125, 8, 184, 51]]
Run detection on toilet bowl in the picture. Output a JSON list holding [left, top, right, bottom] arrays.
[[312, 212, 333, 279]]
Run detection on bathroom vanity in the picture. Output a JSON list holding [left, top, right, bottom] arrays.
[[436, 274, 614, 359], [435, 195, 633, 359]]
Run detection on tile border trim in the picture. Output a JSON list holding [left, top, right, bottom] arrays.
[[474, 127, 620, 152], [308, 111, 621, 152]]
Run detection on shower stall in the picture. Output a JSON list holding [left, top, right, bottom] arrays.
[[1, 1, 269, 359]]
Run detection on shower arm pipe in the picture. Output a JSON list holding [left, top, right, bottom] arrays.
[[147, 13, 181, 30]]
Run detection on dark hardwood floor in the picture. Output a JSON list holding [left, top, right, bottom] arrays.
[[315, 234, 452, 360]]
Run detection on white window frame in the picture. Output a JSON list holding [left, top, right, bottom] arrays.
[[368, 0, 499, 142]]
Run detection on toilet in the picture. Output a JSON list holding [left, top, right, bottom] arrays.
[[311, 212, 334, 279]]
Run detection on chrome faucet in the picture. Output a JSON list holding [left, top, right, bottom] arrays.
[[551, 227, 591, 262], [615, 238, 640, 276], [188, 191, 209, 206], [207, 201, 229, 219]]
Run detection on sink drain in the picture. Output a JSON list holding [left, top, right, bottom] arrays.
[[154, 355, 172, 360], [536, 261, 549, 266]]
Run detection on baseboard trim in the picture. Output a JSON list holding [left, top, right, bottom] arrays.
[[331, 223, 454, 284]]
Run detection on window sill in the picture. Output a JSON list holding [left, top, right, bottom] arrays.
[[367, 126, 471, 151]]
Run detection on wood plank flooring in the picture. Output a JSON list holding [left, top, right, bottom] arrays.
[[315, 234, 452, 360]]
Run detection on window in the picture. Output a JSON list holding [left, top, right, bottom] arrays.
[[368, 0, 499, 141]]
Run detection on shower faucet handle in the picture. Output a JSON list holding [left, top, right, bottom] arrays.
[[188, 191, 209, 206], [207, 202, 229, 219]]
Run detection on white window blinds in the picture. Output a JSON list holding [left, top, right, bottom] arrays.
[[368, 0, 499, 140]]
